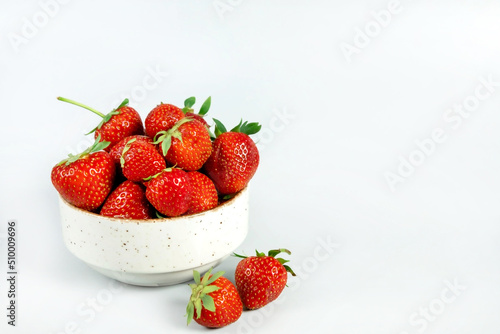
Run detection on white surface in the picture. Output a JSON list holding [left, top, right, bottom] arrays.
[[59, 187, 248, 286], [1, 1, 500, 333]]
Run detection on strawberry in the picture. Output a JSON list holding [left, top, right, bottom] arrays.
[[145, 168, 193, 217], [109, 135, 153, 167], [57, 97, 144, 151], [186, 268, 242, 328], [203, 119, 261, 195], [186, 171, 218, 215], [51, 136, 116, 211], [100, 180, 153, 219], [145, 103, 184, 139], [120, 138, 166, 182], [182, 96, 211, 127], [234, 249, 296, 310], [154, 118, 212, 171], [108, 135, 154, 187]]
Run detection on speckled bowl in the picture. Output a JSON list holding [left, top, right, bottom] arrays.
[[58, 187, 249, 286]]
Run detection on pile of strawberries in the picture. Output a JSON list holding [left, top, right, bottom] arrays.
[[51, 96, 261, 218]]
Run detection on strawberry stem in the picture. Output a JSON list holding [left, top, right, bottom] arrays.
[[58, 97, 129, 134], [57, 96, 106, 118]]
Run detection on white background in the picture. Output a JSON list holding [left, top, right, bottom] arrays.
[[1, 0, 500, 333]]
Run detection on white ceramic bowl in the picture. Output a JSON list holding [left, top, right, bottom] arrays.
[[58, 187, 249, 286]]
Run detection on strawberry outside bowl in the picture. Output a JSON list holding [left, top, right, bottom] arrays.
[[58, 187, 249, 286]]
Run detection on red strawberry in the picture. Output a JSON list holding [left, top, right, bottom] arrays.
[[203, 119, 261, 195], [51, 137, 116, 211], [234, 249, 296, 310], [57, 97, 144, 151], [182, 96, 211, 127], [109, 135, 153, 166], [186, 268, 242, 328], [154, 118, 212, 171], [186, 171, 218, 215], [120, 138, 166, 182], [145, 103, 184, 139], [145, 168, 193, 217], [100, 180, 153, 219]]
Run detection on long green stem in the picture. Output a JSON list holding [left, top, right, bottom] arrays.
[[57, 96, 105, 118]]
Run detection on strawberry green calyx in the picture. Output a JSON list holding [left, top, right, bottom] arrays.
[[182, 96, 196, 113], [155, 211, 166, 219], [222, 193, 236, 201], [186, 268, 224, 326], [143, 167, 176, 182], [57, 97, 129, 134], [233, 248, 296, 276], [153, 117, 193, 156], [198, 96, 211, 116], [182, 96, 211, 116], [119, 138, 137, 168], [58, 134, 110, 166], [231, 119, 261, 135], [212, 118, 227, 137], [212, 118, 262, 138]]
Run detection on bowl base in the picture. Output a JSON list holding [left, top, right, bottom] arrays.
[[87, 256, 229, 286]]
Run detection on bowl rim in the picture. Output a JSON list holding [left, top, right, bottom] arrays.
[[58, 186, 248, 224]]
